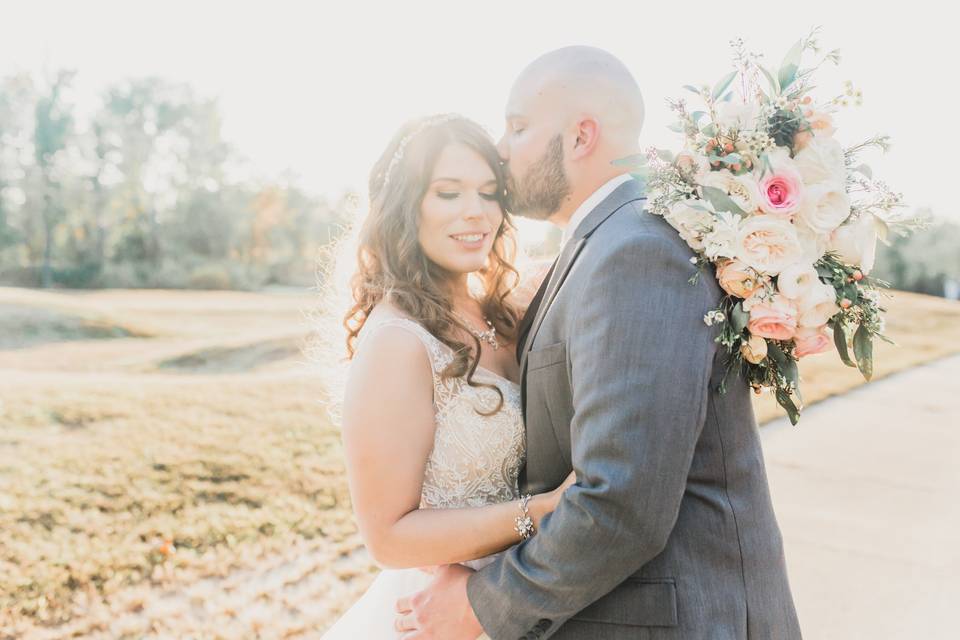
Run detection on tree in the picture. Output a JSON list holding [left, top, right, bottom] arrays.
[[33, 69, 77, 287]]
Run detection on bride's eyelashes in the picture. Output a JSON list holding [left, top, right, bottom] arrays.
[[436, 191, 499, 201]]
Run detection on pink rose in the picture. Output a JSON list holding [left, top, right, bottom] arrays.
[[717, 259, 761, 299], [755, 149, 804, 218], [793, 326, 833, 358], [747, 295, 798, 341]]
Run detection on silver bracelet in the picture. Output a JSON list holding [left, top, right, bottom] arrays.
[[514, 493, 535, 540]]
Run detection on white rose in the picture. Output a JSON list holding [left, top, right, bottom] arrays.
[[703, 211, 742, 260], [777, 262, 821, 300], [716, 99, 759, 131], [699, 169, 762, 214], [794, 136, 846, 186], [792, 216, 829, 263], [829, 212, 878, 274], [666, 199, 714, 252], [736, 215, 805, 276], [796, 281, 841, 327], [796, 182, 851, 235]]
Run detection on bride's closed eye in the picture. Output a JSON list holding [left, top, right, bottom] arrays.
[[436, 191, 499, 201]]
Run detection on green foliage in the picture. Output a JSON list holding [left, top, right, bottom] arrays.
[[0, 71, 351, 290], [871, 217, 960, 298], [700, 185, 747, 217]]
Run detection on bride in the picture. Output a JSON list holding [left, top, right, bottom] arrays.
[[320, 114, 572, 638]]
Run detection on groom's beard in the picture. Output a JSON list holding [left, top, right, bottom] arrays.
[[505, 134, 570, 221]]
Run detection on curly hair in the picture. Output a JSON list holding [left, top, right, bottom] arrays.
[[344, 115, 521, 414]]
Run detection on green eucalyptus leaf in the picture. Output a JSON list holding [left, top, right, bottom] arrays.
[[758, 65, 780, 95], [816, 264, 835, 280], [701, 185, 747, 216], [691, 111, 708, 123], [668, 122, 685, 133], [611, 153, 647, 168], [683, 84, 701, 94], [775, 388, 801, 425], [778, 40, 803, 91], [833, 321, 856, 367], [721, 153, 744, 166], [712, 70, 738, 101], [701, 123, 719, 138], [731, 302, 749, 333], [841, 283, 860, 304], [853, 323, 874, 380]]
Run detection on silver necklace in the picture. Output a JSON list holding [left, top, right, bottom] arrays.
[[453, 311, 500, 351]]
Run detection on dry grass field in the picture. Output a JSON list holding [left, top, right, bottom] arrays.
[[1, 286, 958, 638]]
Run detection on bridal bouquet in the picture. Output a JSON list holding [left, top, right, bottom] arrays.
[[627, 31, 923, 424]]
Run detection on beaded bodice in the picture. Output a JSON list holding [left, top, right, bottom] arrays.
[[354, 316, 525, 511]]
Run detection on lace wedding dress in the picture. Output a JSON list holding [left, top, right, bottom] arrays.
[[320, 316, 526, 639]]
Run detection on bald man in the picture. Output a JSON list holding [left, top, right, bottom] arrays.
[[395, 46, 802, 640]]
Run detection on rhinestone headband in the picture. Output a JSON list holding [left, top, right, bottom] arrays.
[[380, 113, 462, 191]]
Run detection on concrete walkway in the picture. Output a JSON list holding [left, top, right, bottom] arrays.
[[762, 353, 960, 639]]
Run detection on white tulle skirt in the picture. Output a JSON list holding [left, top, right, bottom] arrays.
[[320, 555, 499, 639]]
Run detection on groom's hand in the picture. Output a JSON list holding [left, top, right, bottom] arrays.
[[394, 563, 485, 639]]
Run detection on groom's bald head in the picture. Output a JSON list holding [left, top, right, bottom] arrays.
[[510, 46, 645, 152], [499, 46, 644, 222]]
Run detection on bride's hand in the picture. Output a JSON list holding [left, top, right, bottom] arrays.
[[416, 563, 444, 575], [530, 470, 576, 529]]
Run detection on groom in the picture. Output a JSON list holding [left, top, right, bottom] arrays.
[[395, 46, 802, 639]]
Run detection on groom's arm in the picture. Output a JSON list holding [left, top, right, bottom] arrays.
[[466, 223, 721, 639]]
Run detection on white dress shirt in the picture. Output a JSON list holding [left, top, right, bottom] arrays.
[[560, 173, 635, 246]]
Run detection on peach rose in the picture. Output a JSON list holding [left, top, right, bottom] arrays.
[[793, 326, 833, 358], [717, 259, 761, 298], [808, 111, 835, 137], [747, 295, 798, 341], [735, 215, 804, 276], [793, 112, 837, 151], [740, 334, 769, 364]]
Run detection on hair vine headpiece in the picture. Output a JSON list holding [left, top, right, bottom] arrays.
[[380, 113, 462, 191]]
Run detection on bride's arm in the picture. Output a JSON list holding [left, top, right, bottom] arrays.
[[340, 325, 573, 570]]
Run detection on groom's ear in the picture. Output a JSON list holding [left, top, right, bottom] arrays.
[[571, 117, 600, 158]]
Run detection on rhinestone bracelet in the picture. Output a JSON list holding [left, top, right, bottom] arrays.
[[514, 493, 535, 541]]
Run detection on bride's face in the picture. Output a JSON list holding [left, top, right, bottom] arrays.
[[418, 143, 503, 275]]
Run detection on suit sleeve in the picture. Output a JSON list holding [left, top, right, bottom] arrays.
[[466, 227, 721, 639]]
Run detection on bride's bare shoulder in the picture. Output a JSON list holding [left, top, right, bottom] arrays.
[[350, 302, 431, 380]]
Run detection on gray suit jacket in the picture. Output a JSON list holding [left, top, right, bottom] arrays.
[[466, 179, 802, 639]]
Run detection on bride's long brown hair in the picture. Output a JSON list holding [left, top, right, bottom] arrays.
[[344, 115, 522, 414]]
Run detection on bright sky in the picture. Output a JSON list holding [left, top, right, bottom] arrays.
[[3, 0, 955, 232]]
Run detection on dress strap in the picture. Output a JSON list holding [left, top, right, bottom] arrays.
[[355, 316, 454, 378]]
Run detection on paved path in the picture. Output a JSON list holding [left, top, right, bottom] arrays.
[[761, 353, 960, 640]]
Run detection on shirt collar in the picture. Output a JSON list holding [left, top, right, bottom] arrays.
[[561, 173, 635, 245]]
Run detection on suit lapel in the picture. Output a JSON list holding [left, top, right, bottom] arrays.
[[519, 237, 585, 376], [518, 178, 646, 378]]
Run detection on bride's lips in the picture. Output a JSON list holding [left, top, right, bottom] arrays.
[[449, 232, 490, 250]]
